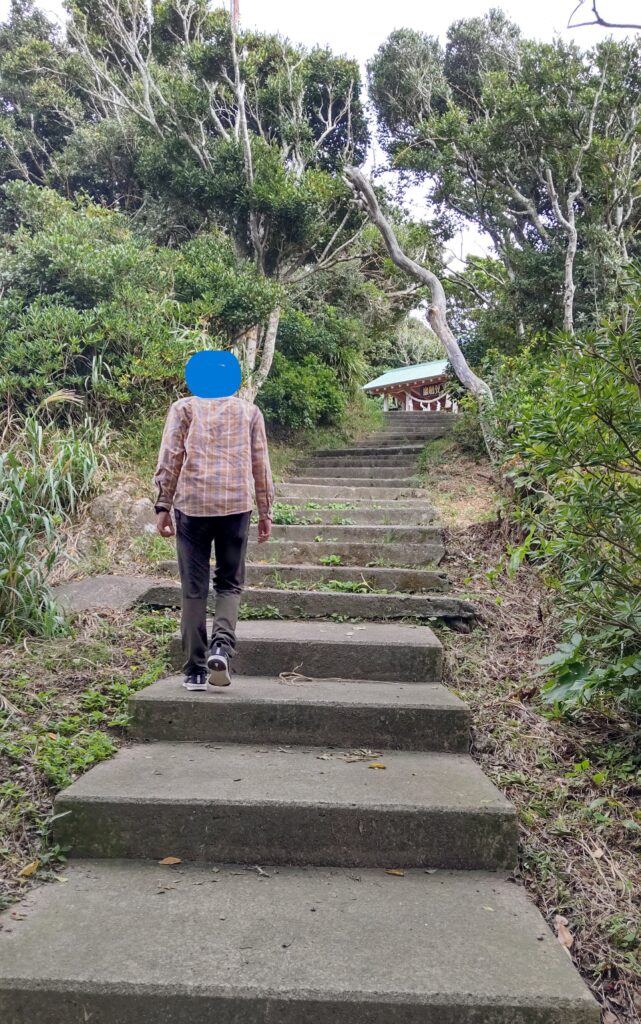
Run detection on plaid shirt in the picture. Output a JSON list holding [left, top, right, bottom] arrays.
[[154, 396, 274, 518]]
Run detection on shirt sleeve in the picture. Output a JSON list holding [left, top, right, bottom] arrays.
[[153, 402, 189, 511], [250, 406, 274, 519]]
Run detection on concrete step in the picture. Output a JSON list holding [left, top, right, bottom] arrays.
[[130, 674, 470, 750], [240, 587, 473, 622], [288, 475, 420, 488], [276, 483, 430, 500], [157, 561, 452, 592], [306, 454, 420, 466], [138, 580, 475, 622], [272, 495, 436, 510], [353, 438, 436, 448], [54, 743, 517, 869], [169, 619, 443, 682], [270, 504, 437, 525], [248, 538, 444, 566], [313, 444, 424, 457], [270, 524, 441, 544], [0, 861, 599, 1024], [294, 464, 415, 478]]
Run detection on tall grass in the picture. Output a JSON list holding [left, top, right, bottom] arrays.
[[0, 407, 110, 639]]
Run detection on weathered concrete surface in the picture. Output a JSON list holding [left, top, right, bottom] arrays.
[[54, 743, 517, 869], [295, 464, 417, 478], [169, 619, 442, 682], [314, 444, 424, 457], [157, 561, 452, 593], [305, 455, 420, 467], [289, 475, 420, 488], [276, 483, 431, 500], [138, 582, 476, 622], [270, 524, 441, 543], [270, 504, 437, 525], [52, 574, 161, 612], [248, 539, 444, 566], [0, 861, 599, 1024], [240, 587, 475, 622], [129, 674, 470, 750]]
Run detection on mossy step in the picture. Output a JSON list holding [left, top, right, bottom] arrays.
[[135, 580, 476, 622], [156, 561, 452, 593]]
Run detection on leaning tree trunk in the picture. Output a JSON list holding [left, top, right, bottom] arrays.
[[344, 167, 492, 404], [343, 166, 497, 457]]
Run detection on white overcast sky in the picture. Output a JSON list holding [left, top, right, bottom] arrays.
[[1, 0, 638, 261], [2, 0, 637, 60]]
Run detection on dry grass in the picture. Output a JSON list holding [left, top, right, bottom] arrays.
[[440, 512, 641, 1023]]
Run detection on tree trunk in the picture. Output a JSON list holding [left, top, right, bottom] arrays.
[[239, 306, 281, 402], [563, 226, 578, 334], [344, 166, 493, 405]]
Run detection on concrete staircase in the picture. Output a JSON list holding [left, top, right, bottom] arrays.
[[0, 412, 599, 1023]]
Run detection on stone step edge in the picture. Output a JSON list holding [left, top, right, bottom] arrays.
[[128, 675, 471, 751], [137, 582, 477, 621]]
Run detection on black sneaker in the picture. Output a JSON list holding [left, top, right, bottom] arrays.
[[207, 643, 232, 687], [182, 671, 207, 691]]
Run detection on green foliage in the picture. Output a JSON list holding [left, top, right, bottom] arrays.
[[450, 395, 487, 460], [490, 280, 641, 708], [0, 410, 109, 639], [369, 17, 641, 351], [257, 351, 346, 431], [0, 183, 278, 420]]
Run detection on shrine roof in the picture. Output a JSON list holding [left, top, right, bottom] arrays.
[[363, 360, 449, 392]]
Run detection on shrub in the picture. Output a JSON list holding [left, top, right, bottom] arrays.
[[490, 286, 641, 709], [0, 409, 109, 639], [257, 352, 346, 430]]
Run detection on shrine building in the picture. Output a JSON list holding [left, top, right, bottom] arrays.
[[362, 359, 457, 412]]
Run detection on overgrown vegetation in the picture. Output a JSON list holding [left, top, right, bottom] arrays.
[[0, 609, 175, 908], [0, 407, 109, 639], [487, 284, 641, 710]]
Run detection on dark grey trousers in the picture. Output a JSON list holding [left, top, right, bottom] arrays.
[[174, 508, 251, 674]]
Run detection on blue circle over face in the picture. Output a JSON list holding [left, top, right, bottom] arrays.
[[185, 350, 241, 398]]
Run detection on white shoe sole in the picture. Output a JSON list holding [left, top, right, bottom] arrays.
[[182, 680, 207, 691], [207, 654, 232, 687]]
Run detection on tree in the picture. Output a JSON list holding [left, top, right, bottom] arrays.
[[368, 17, 641, 338], [0, 0, 85, 187], [59, 0, 370, 397]]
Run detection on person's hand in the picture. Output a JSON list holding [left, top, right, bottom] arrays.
[[257, 516, 272, 543], [156, 510, 175, 537]]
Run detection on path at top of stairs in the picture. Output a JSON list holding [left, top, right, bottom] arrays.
[[0, 411, 599, 1024]]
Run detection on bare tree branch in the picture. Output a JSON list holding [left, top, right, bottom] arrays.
[[568, 1, 641, 29]]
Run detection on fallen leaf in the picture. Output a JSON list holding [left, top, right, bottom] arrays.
[[158, 856, 182, 866], [603, 1012, 618, 1024], [554, 914, 574, 951], [18, 860, 39, 878], [593, 847, 604, 859], [385, 868, 405, 877], [482, 906, 495, 912], [369, 762, 387, 770]]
